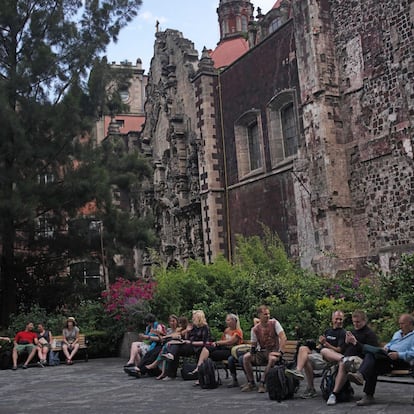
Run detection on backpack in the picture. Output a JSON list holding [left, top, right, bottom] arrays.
[[48, 350, 60, 366], [0, 350, 12, 370], [197, 358, 221, 389], [320, 364, 354, 402], [267, 363, 299, 402], [181, 361, 198, 380]]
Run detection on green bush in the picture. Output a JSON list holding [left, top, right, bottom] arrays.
[[8, 233, 413, 352]]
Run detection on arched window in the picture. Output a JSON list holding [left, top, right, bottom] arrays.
[[234, 109, 264, 179], [267, 90, 299, 167]]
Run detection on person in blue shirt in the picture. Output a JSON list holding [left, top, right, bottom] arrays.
[[348, 313, 414, 406]]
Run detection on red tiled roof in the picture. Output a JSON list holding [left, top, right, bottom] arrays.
[[104, 114, 145, 135], [210, 37, 249, 69]]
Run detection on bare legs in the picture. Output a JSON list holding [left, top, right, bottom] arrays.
[[296, 345, 314, 389], [62, 343, 80, 364], [126, 341, 144, 366], [37, 345, 49, 364], [12, 346, 37, 368]]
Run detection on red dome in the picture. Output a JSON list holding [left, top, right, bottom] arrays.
[[210, 37, 249, 69]]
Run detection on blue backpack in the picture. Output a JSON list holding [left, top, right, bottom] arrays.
[[48, 351, 60, 366]]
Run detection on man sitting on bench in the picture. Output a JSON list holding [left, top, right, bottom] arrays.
[[12, 322, 38, 370], [241, 305, 286, 393], [348, 313, 414, 406]]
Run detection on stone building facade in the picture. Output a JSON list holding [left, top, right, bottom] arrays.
[[140, 0, 414, 275]]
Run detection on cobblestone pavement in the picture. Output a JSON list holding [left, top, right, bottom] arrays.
[[0, 358, 412, 414]]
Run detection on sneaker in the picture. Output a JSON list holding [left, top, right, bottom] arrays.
[[123, 362, 135, 368], [301, 388, 317, 399], [285, 368, 304, 380], [348, 372, 364, 386], [327, 393, 337, 405], [123, 366, 135, 375], [356, 394, 375, 406], [227, 379, 239, 388], [241, 382, 257, 392], [37, 361, 44, 368], [257, 382, 266, 393]]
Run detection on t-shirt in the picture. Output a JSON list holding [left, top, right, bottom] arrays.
[[221, 328, 243, 346], [63, 326, 79, 343], [14, 331, 37, 345], [324, 327, 346, 349], [251, 319, 284, 351]]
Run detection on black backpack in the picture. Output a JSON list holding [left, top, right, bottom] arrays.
[[197, 358, 221, 389], [181, 361, 198, 380], [320, 364, 354, 402], [0, 350, 12, 370], [267, 363, 299, 402]]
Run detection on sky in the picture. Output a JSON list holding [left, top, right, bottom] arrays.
[[106, 0, 277, 72]]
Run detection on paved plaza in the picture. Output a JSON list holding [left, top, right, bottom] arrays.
[[0, 357, 413, 414]]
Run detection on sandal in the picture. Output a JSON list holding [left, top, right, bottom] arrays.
[[156, 373, 166, 380]]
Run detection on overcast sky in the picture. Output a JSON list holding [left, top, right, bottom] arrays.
[[106, 0, 277, 72]]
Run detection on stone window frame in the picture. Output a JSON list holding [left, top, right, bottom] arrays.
[[267, 89, 300, 168], [234, 109, 265, 180]]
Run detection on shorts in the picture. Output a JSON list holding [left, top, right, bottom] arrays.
[[308, 352, 328, 370], [251, 349, 279, 366], [16, 344, 36, 353]]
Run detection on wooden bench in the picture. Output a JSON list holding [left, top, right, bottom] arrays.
[[51, 334, 89, 362], [218, 340, 298, 379]]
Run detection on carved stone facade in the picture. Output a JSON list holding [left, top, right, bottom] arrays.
[[140, 0, 414, 275]]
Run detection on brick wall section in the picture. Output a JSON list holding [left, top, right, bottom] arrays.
[[219, 20, 300, 255], [193, 52, 227, 262]]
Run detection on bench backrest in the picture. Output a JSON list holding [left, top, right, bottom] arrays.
[[243, 339, 298, 363], [51, 334, 87, 351]]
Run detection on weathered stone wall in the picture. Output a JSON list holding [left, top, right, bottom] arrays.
[[141, 30, 204, 267], [294, 0, 413, 274], [330, 0, 414, 271]]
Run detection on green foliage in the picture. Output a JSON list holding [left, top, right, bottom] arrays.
[[152, 233, 414, 344], [0, 1, 154, 325], [7, 238, 414, 352]]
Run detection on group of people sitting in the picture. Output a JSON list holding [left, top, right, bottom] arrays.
[[123, 306, 414, 406], [2, 316, 81, 369]]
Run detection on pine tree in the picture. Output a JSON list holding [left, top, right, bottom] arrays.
[[0, 0, 143, 326]]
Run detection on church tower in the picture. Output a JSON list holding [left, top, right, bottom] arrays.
[[217, 0, 254, 41]]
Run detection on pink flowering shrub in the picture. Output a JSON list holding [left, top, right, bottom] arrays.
[[102, 278, 156, 328]]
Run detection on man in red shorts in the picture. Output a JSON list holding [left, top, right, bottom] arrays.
[[12, 322, 38, 370]]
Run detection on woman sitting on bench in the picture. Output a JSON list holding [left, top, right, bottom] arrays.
[[62, 317, 80, 365], [192, 313, 243, 385]]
